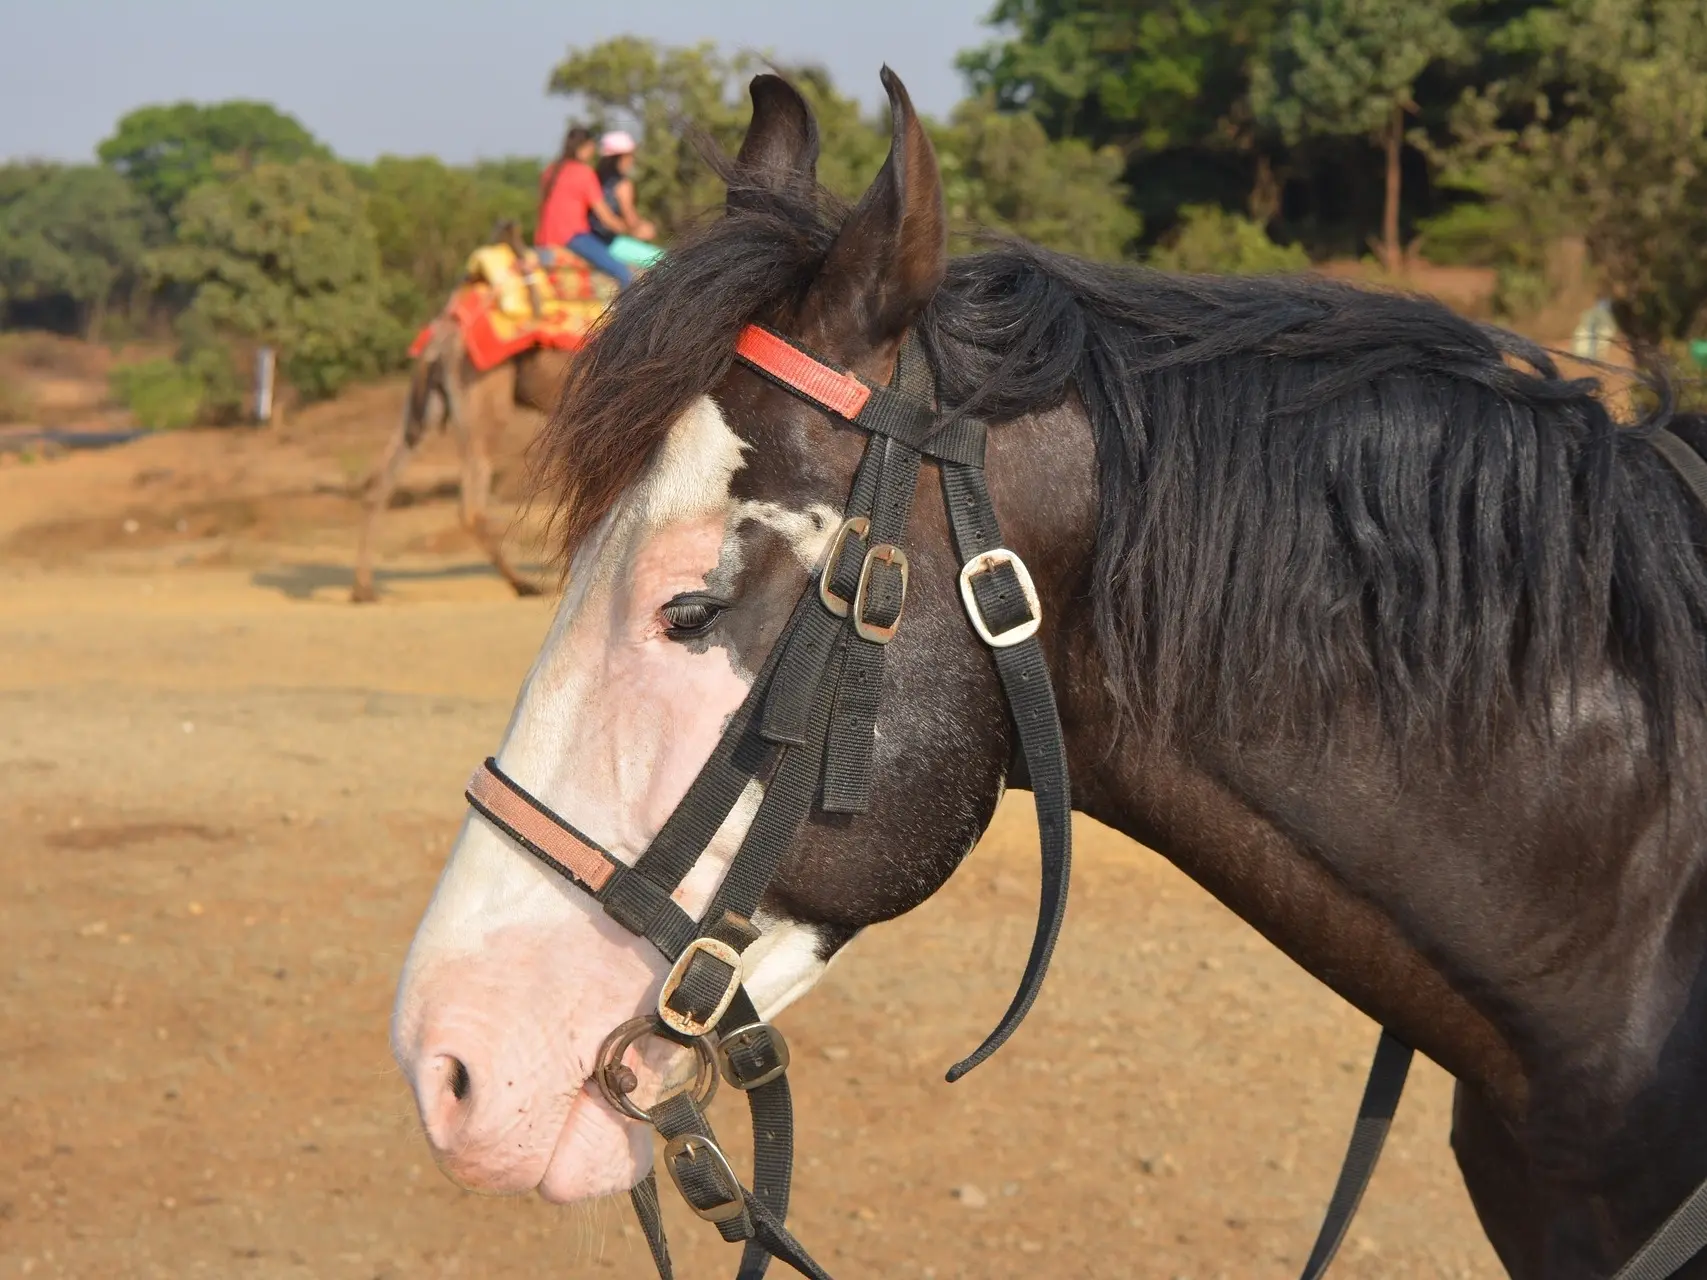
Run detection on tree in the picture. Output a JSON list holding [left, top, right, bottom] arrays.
[[149, 159, 406, 399], [0, 163, 163, 336], [352, 156, 540, 324], [1439, 0, 1707, 346], [960, 1, 1289, 224], [1150, 204, 1308, 273], [1252, 0, 1470, 272], [932, 95, 1140, 258], [98, 101, 329, 220]]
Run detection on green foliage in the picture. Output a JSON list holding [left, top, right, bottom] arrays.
[[98, 101, 329, 220], [351, 155, 540, 324], [149, 159, 407, 400], [934, 95, 1140, 258], [109, 357, 206, 430], [961, 0, 1286, 154], [1150, 203, 1307, 273], [0, 164, 163, 335], [1251, 0, 1470, 145], [1413, 199, 1524, 267], [1439, 0, 1707, 344]]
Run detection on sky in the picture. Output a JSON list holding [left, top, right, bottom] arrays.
[[2, 0, 997, 166]]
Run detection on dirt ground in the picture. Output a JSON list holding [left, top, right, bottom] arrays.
[[0, 380, 1505, 1279]]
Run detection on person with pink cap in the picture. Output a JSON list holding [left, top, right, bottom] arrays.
[[587, 130, 663, 274], [534, 125, 650, 289]]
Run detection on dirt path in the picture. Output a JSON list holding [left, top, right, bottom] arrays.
[[0, 410, 1502, 1279]]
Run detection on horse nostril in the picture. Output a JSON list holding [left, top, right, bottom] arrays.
[[447, 1056, 471, 1102]]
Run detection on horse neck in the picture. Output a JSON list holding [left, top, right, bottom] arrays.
[[1044, 548, 1707, 1141]]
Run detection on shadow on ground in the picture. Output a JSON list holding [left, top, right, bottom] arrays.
[[250, 560, 550, 600]]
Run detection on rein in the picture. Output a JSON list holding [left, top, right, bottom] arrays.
[[461, 325, 1707, 1279]]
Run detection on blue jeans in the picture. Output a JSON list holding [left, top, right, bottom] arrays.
[[554, 234, 632, 289]]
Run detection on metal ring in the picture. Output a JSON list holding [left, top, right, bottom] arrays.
[[593, 1016, 718, 1122]]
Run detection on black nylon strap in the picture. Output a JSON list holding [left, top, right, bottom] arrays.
[[1651, 427, 1707, 518], [630, 1171, 675, 1279], [760, 437, 886, 747], [820, 340, 933, 813], [1611, 1179, 1707, 1280], [1297, 1030, 1412, 1280], [724, 989, 795, 1280], [938, 455, 1074, 1081]]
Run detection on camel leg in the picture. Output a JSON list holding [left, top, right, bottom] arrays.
[[351, 408, 426, 603], [453, 357, 543, 598]]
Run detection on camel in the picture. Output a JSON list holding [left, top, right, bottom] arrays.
[[350, 317, 573, 603]]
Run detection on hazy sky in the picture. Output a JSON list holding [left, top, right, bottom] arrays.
[[3, 0, 997, 165]]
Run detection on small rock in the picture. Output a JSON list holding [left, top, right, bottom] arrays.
[[1019, 1241, 1043, 1255], [1199, 956, 1223, 971], [187, 902, 204, 916], [79, 920, 108, 938], [821, 1046, 850, 1062], [853, 1206, 877, 1222], [123, 519, 139, 535], [181, 721, 195, 734], [952, 1184, 988, 1209], [1002, 1182, 1020, 1197], [161, 1197, 176, 1210]]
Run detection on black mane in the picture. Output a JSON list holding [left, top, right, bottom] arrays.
[[539, 185, 1707, 765]]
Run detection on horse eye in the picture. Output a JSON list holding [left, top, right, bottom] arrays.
[[660, 594, 728, 638]]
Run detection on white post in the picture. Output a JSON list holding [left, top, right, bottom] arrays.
[[254, 346, 276, 425]]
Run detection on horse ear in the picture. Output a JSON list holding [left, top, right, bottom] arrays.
[[727, 74, 819, 211], [802, 67, 946, 352]]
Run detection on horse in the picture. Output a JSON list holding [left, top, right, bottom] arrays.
[[390, 69, 1707, 1279], [350, 317, 568, 602]]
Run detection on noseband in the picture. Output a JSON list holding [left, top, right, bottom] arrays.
[[462, 325, 1707, 1279]]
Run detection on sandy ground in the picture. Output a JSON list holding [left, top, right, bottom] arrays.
[[0, 383, 1504, 1279]]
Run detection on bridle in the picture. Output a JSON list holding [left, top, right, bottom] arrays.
[[461, 321, 1707, 1280]]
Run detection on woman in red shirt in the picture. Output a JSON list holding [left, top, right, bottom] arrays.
[[536, 126, 633, 288]]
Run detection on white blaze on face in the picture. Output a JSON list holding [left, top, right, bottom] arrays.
[[392, 396, 842, 1204]]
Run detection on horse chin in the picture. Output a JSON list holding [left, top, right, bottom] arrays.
[[538, 1085, 653, 1203]]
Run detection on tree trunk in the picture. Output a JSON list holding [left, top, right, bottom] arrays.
[[1383, 101, 1404, 276], [1249, 154, 1282, 227], [84, 291, 107, 343]]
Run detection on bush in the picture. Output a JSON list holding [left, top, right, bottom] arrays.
[[1415, 201, 1524, 268], [110, 358, 206, 430], [1152, 205, 1309, 275], [149, 159, 408, 402]]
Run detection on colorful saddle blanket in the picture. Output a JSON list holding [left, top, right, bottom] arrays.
[[410, 243, 614, 372]]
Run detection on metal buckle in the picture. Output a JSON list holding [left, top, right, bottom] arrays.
[[958, 548, 1042, 648], [716, 1021, 791, 1090], [818, 516, 870, 617], [657, 936, 743, 1037], [852, 544, 909, 644], [663, 1133, 748, 1223], [594, 1016, 718, 1122]]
